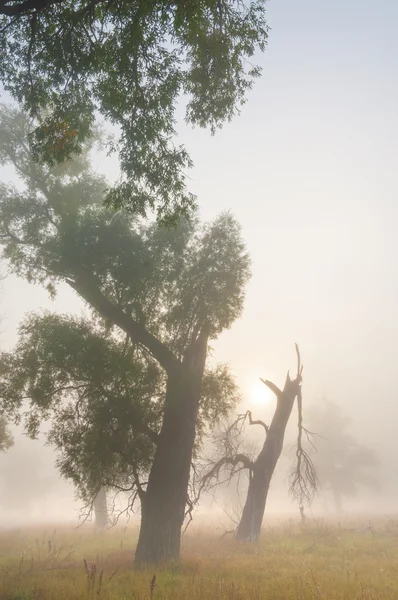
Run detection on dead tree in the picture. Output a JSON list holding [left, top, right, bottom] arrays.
[[201, 344, 318, 543]]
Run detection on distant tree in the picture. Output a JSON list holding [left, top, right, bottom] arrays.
[[0, 107, 248, 563], [0, 417, 13, 454], [0, 275, 12, 457], [303, 401, 379, 513], [201, 345, 318, 542], [0, 0, 268, 222], [0, 437, 57, 516], [93, 487, 108, 530]]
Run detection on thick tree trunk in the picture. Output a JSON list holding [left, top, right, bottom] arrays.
[[134, 328, 208, 565], [93, 487, 108, 530], [235, 374, 301, 542]]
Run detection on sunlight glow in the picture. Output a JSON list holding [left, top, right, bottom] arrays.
[[249, 380, 272, 406]]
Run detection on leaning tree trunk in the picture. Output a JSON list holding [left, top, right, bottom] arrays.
[[134, 327, 208, 565], [93, 487, 108, 530], [235, 359, 302, 542]]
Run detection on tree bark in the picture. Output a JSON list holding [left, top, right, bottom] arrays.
[[93, 487, 108, 530], [68, 279, 210, 564], [235, 373, 301, 542], [134, 326, 209, 565]]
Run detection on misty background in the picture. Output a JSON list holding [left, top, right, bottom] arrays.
[[1, 0, 397, 525]]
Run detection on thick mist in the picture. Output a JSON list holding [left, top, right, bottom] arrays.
[[1, 0, 398, 528]]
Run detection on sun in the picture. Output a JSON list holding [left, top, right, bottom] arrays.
[[249, 380, 272, 406]]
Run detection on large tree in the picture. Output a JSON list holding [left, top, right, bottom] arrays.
[[0, 107, 249, 563], [0, 0, 268, 222]]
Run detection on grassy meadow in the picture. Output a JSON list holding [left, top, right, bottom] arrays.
[[0, 518, 397, 600]]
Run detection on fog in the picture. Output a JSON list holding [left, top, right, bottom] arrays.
[[1, 0, 398, 528]]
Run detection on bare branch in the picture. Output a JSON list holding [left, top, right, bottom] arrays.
[[260, 378, 282, 398], [295, 342, 303, 380], [200, 453, 253, 495], [289, 387, 319, 509], [131, 465, 146, 502], [246, 409, 268, 433]]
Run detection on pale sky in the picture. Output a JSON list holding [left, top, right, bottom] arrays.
[[1, 0, 398, 517]]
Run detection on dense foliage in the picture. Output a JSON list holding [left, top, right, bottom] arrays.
[[0, 0, 268, 223], [0, 313, 238, 503], [0, 107, 248, 509]]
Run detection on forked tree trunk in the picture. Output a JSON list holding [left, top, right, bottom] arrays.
[[93, 487, 108, 530], [134, 327, 208, 565], [235, 370, 302, 542]]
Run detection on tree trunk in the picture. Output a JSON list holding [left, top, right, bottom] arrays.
[[235, 373, 301, 542], [134, 327, 208, 565], [93, 487, 108, 530]]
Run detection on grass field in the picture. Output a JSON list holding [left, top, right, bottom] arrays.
[[0, 518, 397, 600]]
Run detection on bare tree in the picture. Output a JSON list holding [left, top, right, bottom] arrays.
[[201, 345, 318, 542]]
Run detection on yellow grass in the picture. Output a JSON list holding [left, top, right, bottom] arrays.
[[0, 518, 397, 600]]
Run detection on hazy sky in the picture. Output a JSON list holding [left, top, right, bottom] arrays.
[[1, 0, 398, 508]]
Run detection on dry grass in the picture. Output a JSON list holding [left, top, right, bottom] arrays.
[[0, 517, 397, 599]]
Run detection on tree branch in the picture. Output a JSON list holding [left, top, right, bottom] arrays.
[[200, 453, 253, 495], [66, 276, 180, 374], [245, 409, 268, 433], [0, 0, 66, 16], [0, 0, 110, 16], [295, 342, 303, 380], [131, 465, 146, 502], [1, 222, 29, 245], [260, 378, 282, 398], [289, 386, 319, 508]]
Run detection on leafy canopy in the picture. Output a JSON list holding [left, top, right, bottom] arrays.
[[0, 107, 251, 353], [0, 0, 268, 223], [0, 312, 239, 502], [0, 106, 248, 503]]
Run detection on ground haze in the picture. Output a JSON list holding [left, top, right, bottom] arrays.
[[0, 519, 397, 600]]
